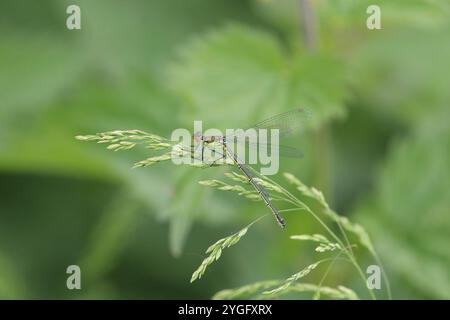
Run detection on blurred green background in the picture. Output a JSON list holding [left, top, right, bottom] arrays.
[[0, 0, 449, 299]]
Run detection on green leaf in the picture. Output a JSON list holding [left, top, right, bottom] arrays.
[[288, 54, 347, 128], [167, 170, 206, 257], [0, 252, 27, 299], [0, 35, 86, 118], [79, 196, 139, 283], [168, 23, 346, 129]]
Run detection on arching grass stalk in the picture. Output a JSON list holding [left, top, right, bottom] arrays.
[[197, 167, 389, 299], [250, 168, 378, 300], [190, 214, 268, 283]]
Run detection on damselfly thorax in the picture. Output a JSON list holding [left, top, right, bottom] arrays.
[[193, 132, 224, 143]]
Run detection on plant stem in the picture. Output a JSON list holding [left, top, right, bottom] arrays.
[[373, 250, 393, 299], [298, 0, 334, 205], [254, 171, 376, 299], [298, 1, 360, 292], [315, 250, 345, 299], [299, 0, 317, 50]]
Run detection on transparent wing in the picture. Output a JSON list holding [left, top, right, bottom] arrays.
[[248, 142, 304, 158], [249, 108, 309, 138], [223, 140, 304, 158]]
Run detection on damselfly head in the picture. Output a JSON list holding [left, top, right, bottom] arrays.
[[193, 131, 203, 142]]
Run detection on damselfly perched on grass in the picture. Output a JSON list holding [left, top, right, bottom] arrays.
[[76, 108, 309, 229], [75, 108, 391, 299], [190, 109, 309, 228]]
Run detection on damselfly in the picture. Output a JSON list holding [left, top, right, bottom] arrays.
[[191, 108, 308, 229]]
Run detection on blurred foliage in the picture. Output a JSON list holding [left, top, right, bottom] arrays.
[[168, 24, 346, 129], [0, 0, 449, 299]]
